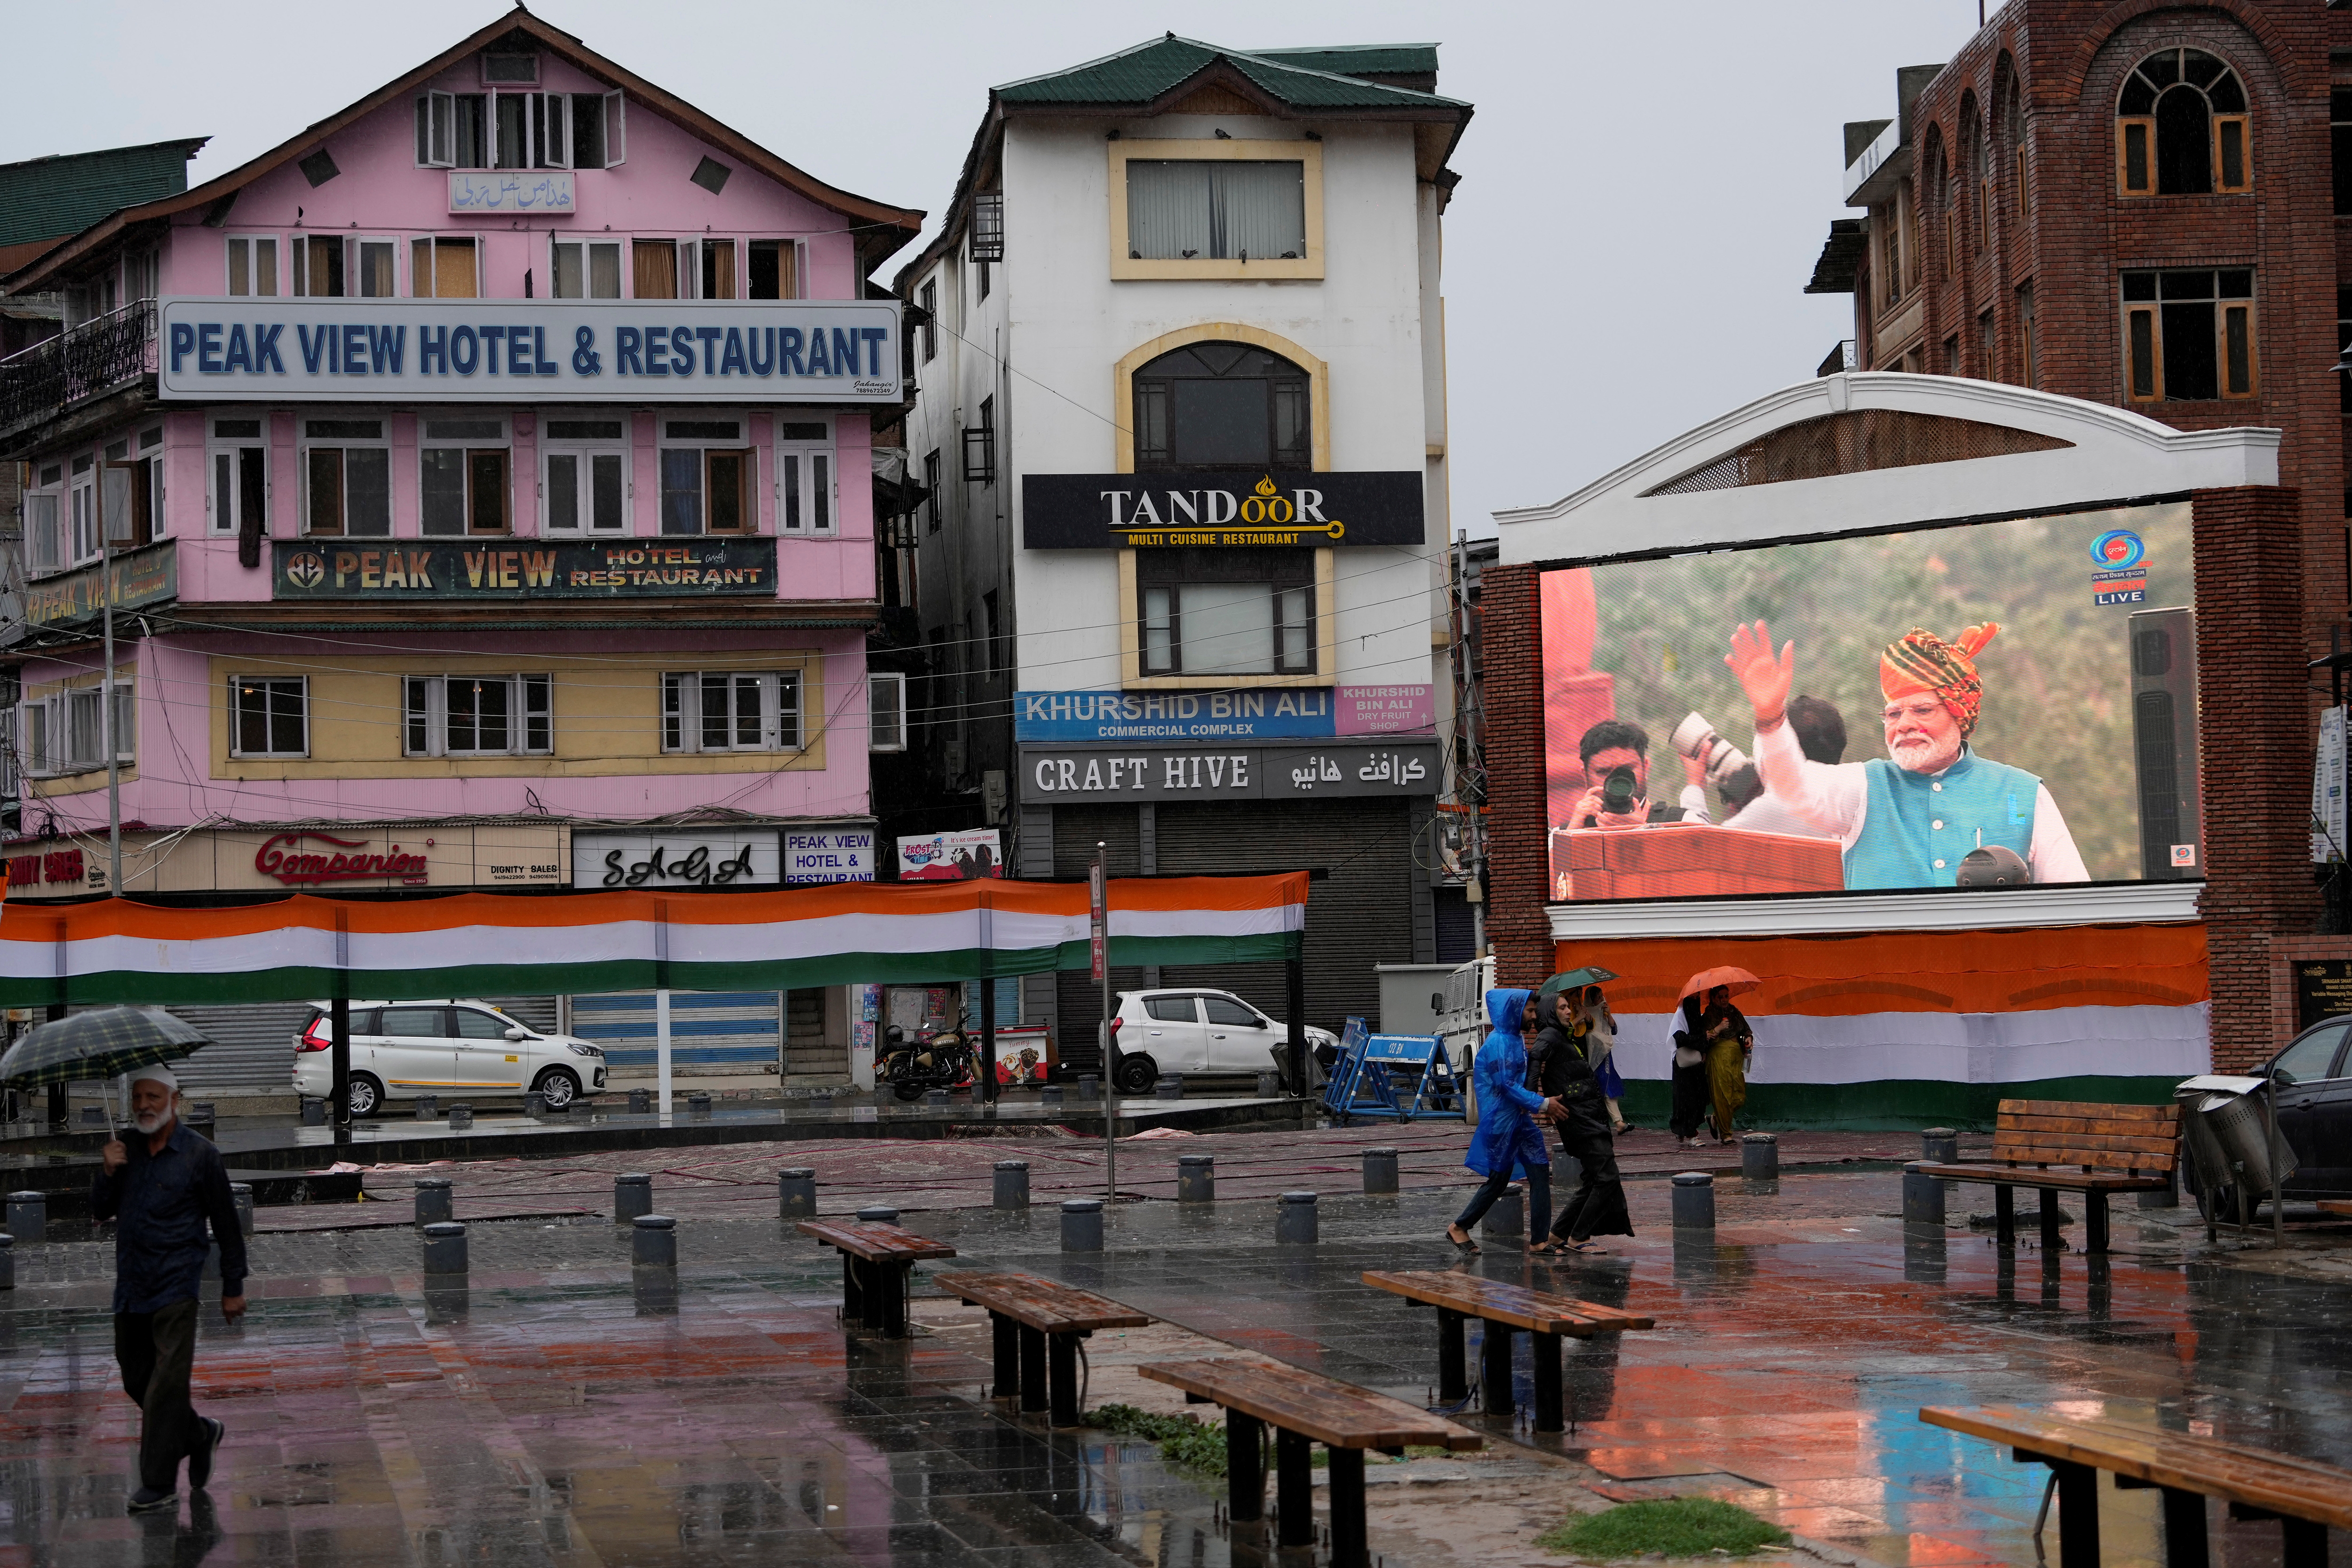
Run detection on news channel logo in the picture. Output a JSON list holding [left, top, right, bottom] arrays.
[[2089, 529, 2146, 571]]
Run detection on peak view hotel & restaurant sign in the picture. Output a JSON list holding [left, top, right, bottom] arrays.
[[1023, 470, 1424, 549]]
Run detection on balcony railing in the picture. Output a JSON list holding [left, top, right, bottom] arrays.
[[0, 299, 157, 438]]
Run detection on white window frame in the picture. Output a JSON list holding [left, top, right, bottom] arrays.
[[412, 234, 483, 299], [291, 234, 349, 298], [24, 462, 64, 576], [297, 415, 393, 538], [540, 413, 632, 534], [532, 91, 571, 169], [869, 671, 906, 752], [32, 679, 135, 775], [225, 235, 280, 296], [418, 414, 514, 538], [773, 416, 836, 536], [550, 237, 622, 299], [207, 416, 269, 538], [660, 670, 803, 754], [69, 453, 98, 564], [353, 235, 402, 299], [403, 673, 554, 758], [655, 413, 754, 535], [417, 91, 455, 169], [229, 675, 310, 759], [17, 697, 53, 778]]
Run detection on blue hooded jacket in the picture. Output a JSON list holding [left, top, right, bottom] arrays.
[[1465, 988, 1552, 1177]]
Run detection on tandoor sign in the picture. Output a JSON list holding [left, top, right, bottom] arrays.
[[23, 541, 178, 629], [1022, 470, 1424, 549], [271, 538, 775, 600]]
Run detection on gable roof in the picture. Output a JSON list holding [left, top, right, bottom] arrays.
[[0, 137, 208, 278], [1, 8, 922, 295], [996, 35, 1464, 112]]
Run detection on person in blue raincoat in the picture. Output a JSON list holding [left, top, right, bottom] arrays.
[[1446, 989, 1566, 1254]]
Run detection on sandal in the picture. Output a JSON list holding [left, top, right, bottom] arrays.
[[1527, 1239, 1563, 1255], [1562, 1240, 1603, 1255], [1446, 1225, 1480, 1255]]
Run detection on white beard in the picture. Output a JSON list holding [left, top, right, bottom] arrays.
[[1890, 733, 1961, 773], [132, 1108, 169, 1134]]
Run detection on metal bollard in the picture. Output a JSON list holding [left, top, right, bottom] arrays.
[[414, 1094, 438, 1121], [1480, 1185, 1523, 1243], [1671, 1171, 1716, 1232], [1154, 1075, 1184, 1101], [5, 1193, 44, 1244], [614, 1173, 653, 1224], [543, 1097, 569, 1117], [1177, 1154, 1215, 1203], [1061, 1197, 1103, 1252], [447, 1103, 474, 1130], [778, 1168, 817, 1219], [631, 1213, 677, 1268], [1040, 1083, 1065, 1106], [523, 1090, 547, 1117], [1362, 1146, 1399, 1194], [421, 1221, 468, 1277], [0, 1234, 11, 1289], [1256, 1069, 1280, 1098], [688, 1093, 713, 1116], [1077, 1075, 1100, 1102], [1276, 1190, 1319, 1245], [414, 1177, 453, 1226], [993, 1160, 1029, 1210], [1921, 1128, 1960, 1165], [1902, 1163, 1947, 1226], [810, 1090, 834, 1111], [628, 1088, 651, 1114], [857, 1204, 899, 1225], [230, 1182, 255, 1237], [1741, 1134, 1780, 1181], [300, 1097, 327, 1126]]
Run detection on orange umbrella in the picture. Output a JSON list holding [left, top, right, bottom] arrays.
[[1679, 966, 1761, 1004]]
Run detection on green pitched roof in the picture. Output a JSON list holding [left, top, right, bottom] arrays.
[[995, 36, 1463, 110], [1248, 45, 1439, 80], [0, 138, 207, 249]]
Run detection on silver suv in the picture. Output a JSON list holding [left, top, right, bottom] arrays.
[[1106, 988, 1338, 1095], [294, 1000, 608, 1116]]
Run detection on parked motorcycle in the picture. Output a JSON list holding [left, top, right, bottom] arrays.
[[876, 1018, 977, 1101]]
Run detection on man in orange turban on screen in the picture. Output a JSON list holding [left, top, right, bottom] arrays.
[[1724, 618, 2089, 890]]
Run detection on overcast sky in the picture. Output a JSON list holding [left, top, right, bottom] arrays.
[[5, 0, 1980, 535]]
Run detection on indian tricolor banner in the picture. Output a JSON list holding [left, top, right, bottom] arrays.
[[1564, 923, 2209, 1126], [0, 874, 1307, 1008]]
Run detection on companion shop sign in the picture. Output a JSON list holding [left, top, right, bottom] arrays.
[[157, 297, 902, 403], [1022, 470, 1423, 549], [272, 538, 774, 600]]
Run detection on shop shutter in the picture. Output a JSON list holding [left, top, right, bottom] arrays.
[[1152, 798, 1415, 1035], [566, 989, 780, 1070], [485, 995, 559, 1035], [1052, 806, 1145, 1075], [164, 1002, 318, 1094]]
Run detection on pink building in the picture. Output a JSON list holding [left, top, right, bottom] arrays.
[[0, 9, 921, 918]]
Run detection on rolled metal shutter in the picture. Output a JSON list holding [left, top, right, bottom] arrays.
[[485, 996, 559, 1035], [165, 1002, 318, 1094], [1152, 798, 1415, 1035], [567, 990, 780, 1071]]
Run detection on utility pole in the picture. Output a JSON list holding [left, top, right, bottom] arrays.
[[101, 525, 119, 895], [1093, 843, 1115, 1203]]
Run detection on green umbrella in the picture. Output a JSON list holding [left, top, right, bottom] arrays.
[[0, 1008, 211, 1127], [1533, 965, 1621, 1017]]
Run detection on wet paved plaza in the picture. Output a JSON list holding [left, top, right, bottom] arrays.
[[7, 1124, 2351, 1567]]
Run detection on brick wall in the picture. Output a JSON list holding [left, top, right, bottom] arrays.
[[2193, 485, 2321, 1067], [1477, 561, 1552, 990]]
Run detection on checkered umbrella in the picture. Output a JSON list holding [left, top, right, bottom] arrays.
[[0, 1006, 211, 1090]]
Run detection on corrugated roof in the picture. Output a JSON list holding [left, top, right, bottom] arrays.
[[0, 138, 207, 250], [1248, 45, 1439, 80], [995, 36, 1464, 110]]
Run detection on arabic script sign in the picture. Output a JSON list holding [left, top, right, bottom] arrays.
[[1016, 742, 1441, 804], [450, 170, 576, 213], [271, 538, 774, 600]]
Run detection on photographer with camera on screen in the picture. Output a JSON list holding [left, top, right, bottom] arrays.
[[1567, 720, 1690, 829], [1672, 697, 1849, 837]]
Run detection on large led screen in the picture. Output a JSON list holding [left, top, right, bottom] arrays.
[[1539, 502, 2200, 901]]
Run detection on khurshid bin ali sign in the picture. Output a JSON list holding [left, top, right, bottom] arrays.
[[1023, 470, 1423, 549]]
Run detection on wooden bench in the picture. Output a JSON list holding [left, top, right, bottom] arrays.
[[1361, 1269, 1654, 1432], [936, 1271, 1151, 1426], [1922, 1405, 2352, 1568], [1908, 1099, 2180, 1254], [1141, 1357, 1478, 1568], [795, 1219, 956, 1337]]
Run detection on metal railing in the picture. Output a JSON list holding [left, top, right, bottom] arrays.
[[0, 299, 157, 437]]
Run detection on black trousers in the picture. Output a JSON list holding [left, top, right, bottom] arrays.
[[1550, 1127, 1633, 1242], [1452, 1163, 1550, 1240], [115, 1298, 203, 1493]]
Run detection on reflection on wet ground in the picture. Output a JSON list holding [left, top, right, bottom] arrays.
[[7, 1147, 2350, 1566]]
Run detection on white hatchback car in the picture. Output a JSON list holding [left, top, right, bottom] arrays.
[[293, 999, 609, 1116], [1106, 988, 1339, 1094]]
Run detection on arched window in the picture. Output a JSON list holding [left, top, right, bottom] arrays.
[[2118, 48, 2249, 196], [1131, 342, 1311, 472], [2002, 71, 2029, 220]]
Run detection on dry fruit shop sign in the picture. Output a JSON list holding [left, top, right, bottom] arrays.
[[1022, 471, 1423, 548], [157, 297, 902, 403], [272, 539, 773, 599]]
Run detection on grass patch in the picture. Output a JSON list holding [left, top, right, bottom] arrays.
[[1087, 1404, 1227, 1475], [1536, 1498, 1791, 1560]]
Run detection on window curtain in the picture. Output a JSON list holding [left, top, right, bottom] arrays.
[[1127, 160, 1304, 260]]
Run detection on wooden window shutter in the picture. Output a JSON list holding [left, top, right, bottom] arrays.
[[2124, 305, 2161, 401], [2118, 119, 2154, 195], [2214, 115, 2250, 193], [2221, 303, 2257, 397]]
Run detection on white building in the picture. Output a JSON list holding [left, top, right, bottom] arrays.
[[888, 38, 1473, 1069]]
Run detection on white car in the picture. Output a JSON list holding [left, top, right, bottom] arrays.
[[293, 999, 608, 1116], [1106, 988, 1340, 1095]]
